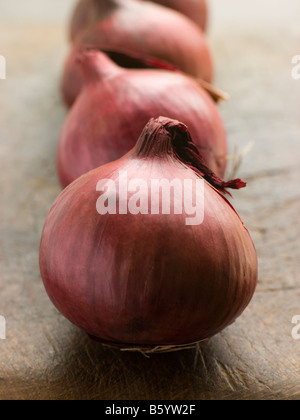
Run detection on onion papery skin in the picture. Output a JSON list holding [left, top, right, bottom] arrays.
[[64, 0, 213, 105], [41, 117, 258, 347], [57, 51, 227, 188], [61, 47, 180, 108], [70, 0, 209, 40]]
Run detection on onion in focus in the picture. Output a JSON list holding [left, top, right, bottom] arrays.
[[40, 117, 258, 348]]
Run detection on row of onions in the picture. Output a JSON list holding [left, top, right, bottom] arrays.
[[39, 0, 258, 351]]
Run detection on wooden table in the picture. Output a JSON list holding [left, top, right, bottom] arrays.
[[0, 0, 300, 400]]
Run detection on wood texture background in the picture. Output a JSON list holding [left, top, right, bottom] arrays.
[[0, 0, 300, 400]]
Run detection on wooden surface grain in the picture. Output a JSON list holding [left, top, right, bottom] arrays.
[[0, 0, 300, 400]]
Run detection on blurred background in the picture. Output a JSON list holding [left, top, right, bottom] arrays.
[[0, 0, 300, 400]]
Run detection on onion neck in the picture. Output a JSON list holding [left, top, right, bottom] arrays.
[[135, 117, 189, 160], [77, 49, 123, 83], [134, 117, 246, 196]]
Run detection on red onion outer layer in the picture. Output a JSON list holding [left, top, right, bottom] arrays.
[[61, 47, 182, 108], [63, 0, 213, 106], [58, 51, 227, 188], [40, 117, 258, 347], [70, 0, 208, 40]]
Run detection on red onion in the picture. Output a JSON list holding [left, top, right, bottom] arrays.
[[63, 0, 213, 105], [70, 0, 208, 40], [58, 51, 227, 188], [40, 117, 258, 348], [61, 47, 182, 108]]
